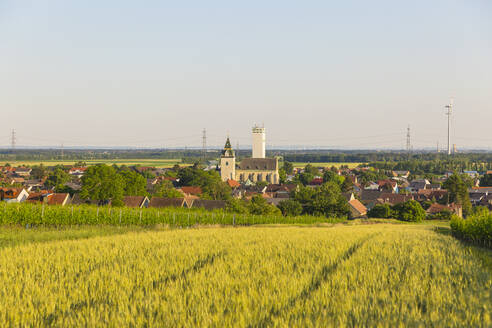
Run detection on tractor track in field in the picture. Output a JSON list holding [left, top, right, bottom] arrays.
[[250, 233, 378, 328], [41, 250, 227, 326]]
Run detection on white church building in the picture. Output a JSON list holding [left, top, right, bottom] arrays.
[[220, 125, 279, 184]]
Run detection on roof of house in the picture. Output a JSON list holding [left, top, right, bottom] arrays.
[[360, 190, 383, 202], [189, 199, 226, 210], [0, 188, 25, 199], [377, 193, 413, 205], [123, 196, 148, 208], [349, 199, 367, 215], [47, 193, 70, 206], [149, 197, 185, 208], [309, 178, 324, 185], [180, 186, 202, 195], [227, 179, 240, 188], [426, 203, 460, 214], [237, 158, 278, 171]]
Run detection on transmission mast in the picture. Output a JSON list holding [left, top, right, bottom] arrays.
[[406, 125, 411, 154], [445, 98, 453, 155], [10, 129, 16, 150], [202, 128, 207, 161]]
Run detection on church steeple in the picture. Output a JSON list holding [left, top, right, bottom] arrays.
[[221, 137, 235, 158]]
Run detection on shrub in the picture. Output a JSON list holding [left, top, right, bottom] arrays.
[[277, 200, 303, 217], [367, 204, 392, 218], [393, 200, 426, 222]]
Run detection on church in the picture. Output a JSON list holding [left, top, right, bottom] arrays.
[[220, 125, 279, 184]]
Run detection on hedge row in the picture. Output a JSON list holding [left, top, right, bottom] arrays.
[[450, 213, 492, 248]]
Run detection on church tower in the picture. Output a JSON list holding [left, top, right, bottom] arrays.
[[252, 125, 266, 158], [220, 137, 236, 181]]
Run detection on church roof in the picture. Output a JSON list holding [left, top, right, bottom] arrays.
[[237, 158, 278, 171], [221, 137, 235, 157]]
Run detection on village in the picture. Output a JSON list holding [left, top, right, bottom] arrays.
[[1, 126, 491, 220]]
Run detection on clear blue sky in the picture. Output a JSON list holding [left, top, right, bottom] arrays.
[[1, 0, 491, 149]]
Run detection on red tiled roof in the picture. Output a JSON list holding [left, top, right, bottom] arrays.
[[46, 193, 70, 206], [227, 179, 240, 188], [180, 186, 202, 195], [349, 199, 367, 215], [123, 196, 147, 208]]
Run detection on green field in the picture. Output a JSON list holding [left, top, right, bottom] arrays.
[[291, 162, 364, 169], [0, 224, 489, 327], [0, 158, 186, 168]]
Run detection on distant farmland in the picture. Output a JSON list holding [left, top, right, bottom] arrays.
[[0, 158, 186, 168], [291, 162, 364, 169]]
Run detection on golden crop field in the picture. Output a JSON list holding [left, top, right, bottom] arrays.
[[0, 224, 490, 327]]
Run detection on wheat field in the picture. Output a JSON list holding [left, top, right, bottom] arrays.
[[0, 224, 490, 327]]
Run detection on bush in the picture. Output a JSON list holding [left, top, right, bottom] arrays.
[[367, 204, 393, 218], [450, 213, 492, 248], [429, 209, 452, 220], [393, 200, 426, 222], [277, 200, 303, 217]]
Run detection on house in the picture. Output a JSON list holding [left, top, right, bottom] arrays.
[[123, 196, 150, 208], [188, 199, 227, 210], [409, 179, 430, 192], [0, 188, 29, 203], [348, 199, 367, 218], [364, 182, 380, 191], [68, 167, 88, 179], [479, 195, 492, 210], [226, 179, 240, 189], [392, 170, 410, 179], [179, 186, 202, 198], [14, 167, 32, 177], [377, 180, 398, 193], [415, 189, 448, 203], [376, 193, 413, 206], [463, 171, 479, 179], [46, 193, 71, 206], [149, 197, 189, 208], [426, 203, 462, 218], [308, 178, 324, 186]]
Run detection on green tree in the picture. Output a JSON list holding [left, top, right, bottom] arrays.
[[225, 198, 249, 214], [278, 168, 287, 184], [177, 167, 231, 200], [293, 182, 349, 218], [283, 161, 294, 175], [480, 174, 492, 187], [119, 170, 147, 196], [80, 164, 124, 206], [442, 174, 472, 216], [248, 195, 281, 215], [31, 164, 47, 180], [323, 170, 344, 186], [44, 167, 70, 191], [153, 180, 182, 198], [277, 199, 303, 217], [393, 200, 426, 222]]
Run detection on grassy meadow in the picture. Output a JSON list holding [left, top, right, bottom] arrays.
[[0, 224, 489, 327]]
